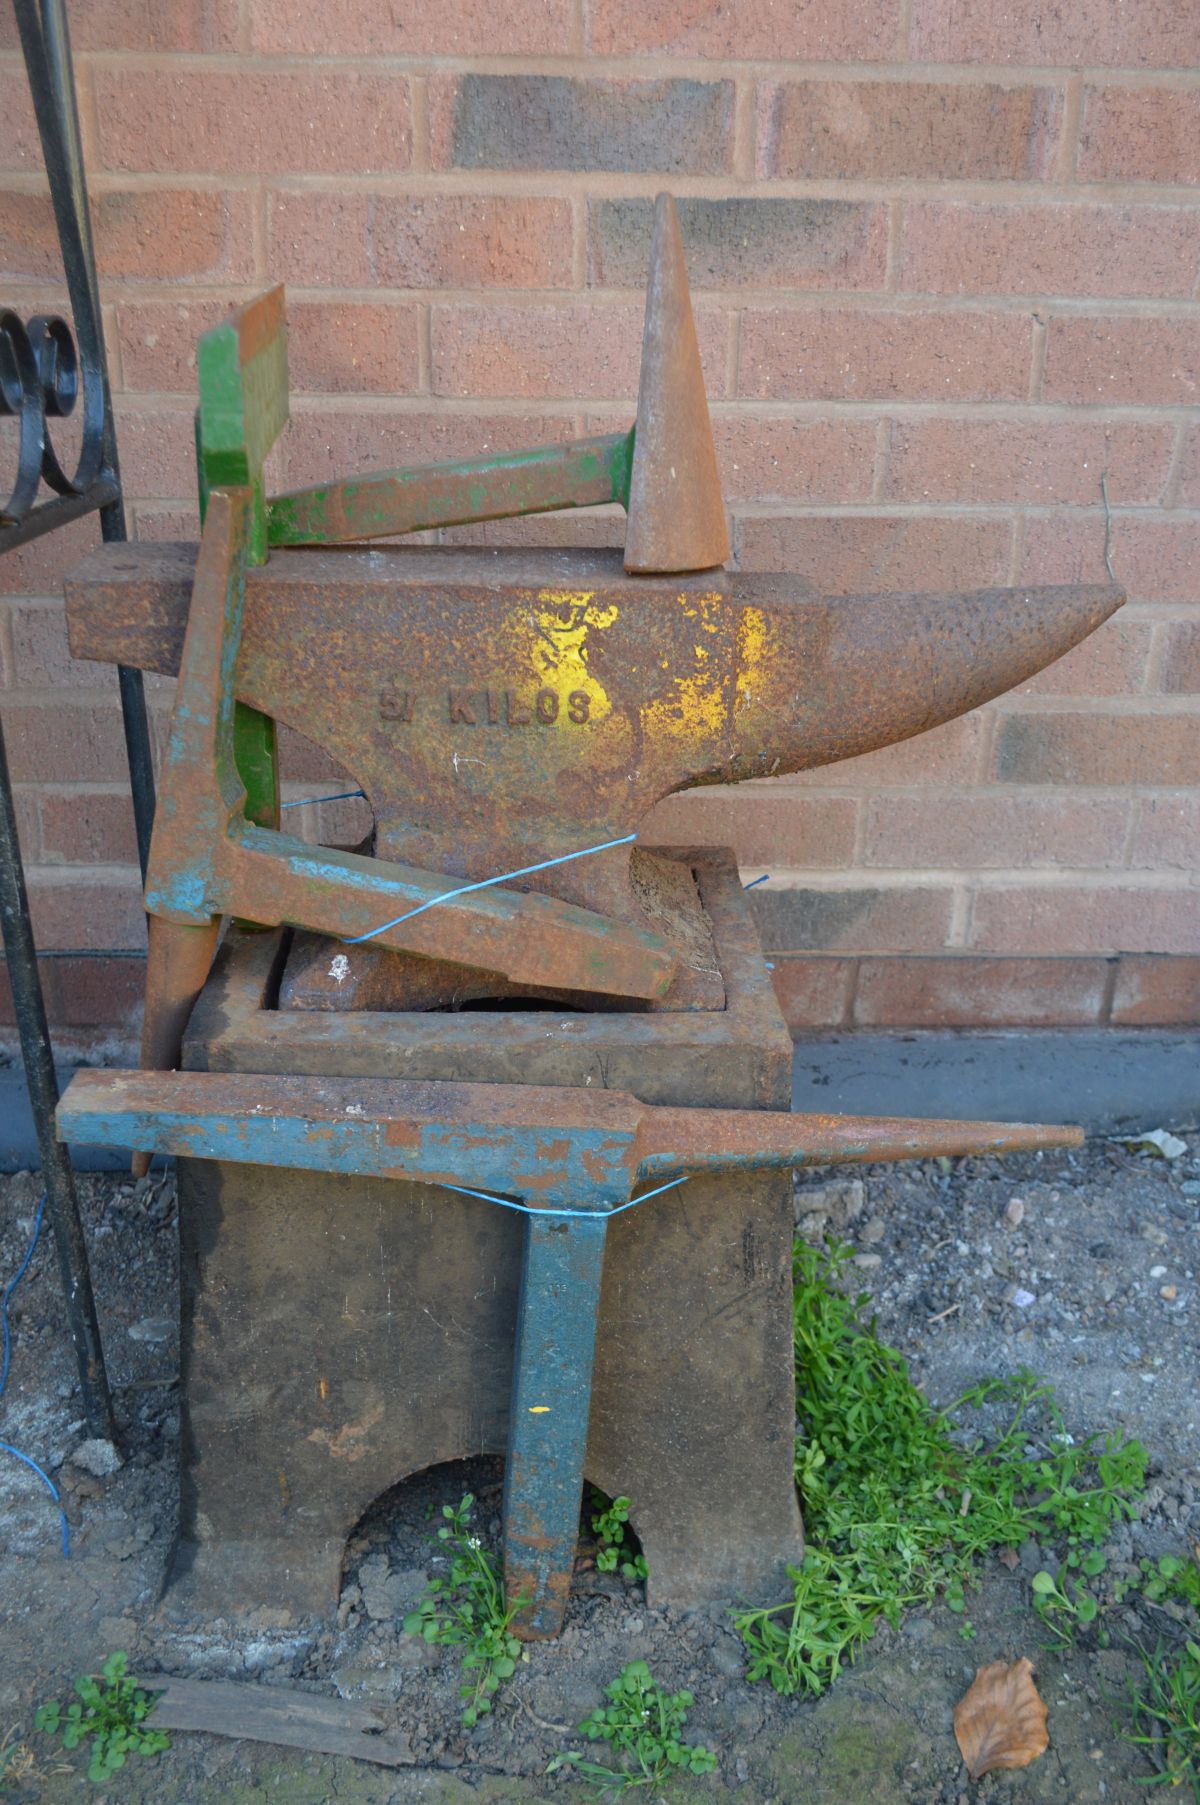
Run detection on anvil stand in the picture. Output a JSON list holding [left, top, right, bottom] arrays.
[[164, 851, 805, 1624]]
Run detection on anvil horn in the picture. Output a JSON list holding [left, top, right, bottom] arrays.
[[624, 194, 730, 576]]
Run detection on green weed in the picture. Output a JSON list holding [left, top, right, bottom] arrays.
[[33, 1652, 167, 1784], [1122, 1639, 1200, 1799], [547, 1659, 717, 1791], [589, 1488, 649, 1583], [402, 1493, 524, 1726], [735, 1239, 1147, 1697], [1030, 1551, 1107, 1646]]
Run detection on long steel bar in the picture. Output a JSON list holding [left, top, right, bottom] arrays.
[[267, 430, 634, 548]]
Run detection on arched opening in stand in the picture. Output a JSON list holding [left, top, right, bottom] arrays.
[[336, 1457, 650, 1640]]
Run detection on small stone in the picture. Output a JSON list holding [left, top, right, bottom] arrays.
[[1012, 1288, 1036, 1309], [127, 1316, 173, 1343], [860, 1218, 886, 1245], [1161, 1285, 1178, 1301], [1004, 1198, 1026, 1229], [71, 1437, 122, 1478], [853, 1253, 882, 1269], [358, 1553, 428, 1621], [1150, 1264, 1168, 1278]]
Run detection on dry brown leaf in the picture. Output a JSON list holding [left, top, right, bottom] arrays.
[[997, 1546, 1021, 1572], [954, 1657, 1049, 1781]]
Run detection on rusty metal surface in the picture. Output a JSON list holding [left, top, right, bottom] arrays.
[[58, 1066, 1085, 1194], [66, 541, 1124, 931], [624, 192, 729, 574]]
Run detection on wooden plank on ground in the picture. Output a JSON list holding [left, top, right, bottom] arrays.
[[131, 1674, 416, 1768]]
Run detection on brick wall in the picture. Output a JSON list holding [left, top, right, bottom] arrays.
[[1, 0, 1198, 1038]]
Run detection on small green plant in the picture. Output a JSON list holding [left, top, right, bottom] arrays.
[[1030, 1551, 1107, 1646], [33, 1652, 167, 1784], [1122, 1639, 1200, 1798], [589, 1489, 649, 1583], [734, 1239, 1147, 1698], [547, 1660, 718, 1791], [1129, 1553, 1200, 1612], [402, 1493, 524, 1726]]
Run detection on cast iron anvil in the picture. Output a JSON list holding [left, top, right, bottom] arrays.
[[63, 194, 1126, 1035]]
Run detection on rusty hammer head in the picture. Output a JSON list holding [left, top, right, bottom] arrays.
[[624, 194, 729, 576]]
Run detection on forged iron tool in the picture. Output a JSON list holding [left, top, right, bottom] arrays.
[[58, 1066, 1083, 1636]]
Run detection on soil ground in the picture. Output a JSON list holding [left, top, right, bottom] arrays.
[[1, 1132, 1197, 1804]]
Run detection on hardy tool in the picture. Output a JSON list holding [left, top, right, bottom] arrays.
[[59, 193, 1125, 1637]]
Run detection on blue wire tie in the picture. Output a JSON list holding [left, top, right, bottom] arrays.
[[0, 1193, 70, 1558], [344, 831, 638, 945], [439, 1174, 689, 1219], [280, 788, 366, 811], [743, 874, 770, 890]]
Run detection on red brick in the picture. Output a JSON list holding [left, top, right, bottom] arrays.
[[431, 304, 728, 401], [53, 955, 146, 1028], [994, 709, 1200, 785], [274, 409, 566, 490], [589, 0, 897, 59], [759, 79, 1063, 181], [276, 724, 356, 789], [1110, 954, 1200, 1024], [589, 197, 888, 291], [0, 515, 100, 597], [110, 404, 201, 500], [39, 791, 140, 865], [249, 0, 573, 54], [1022, 516, 1200, 604], [901, 202, 1200, 299], [0, 65, 40, 170], [1160, 621, 1200, 694], [118, 300, 423, 396], [640, 791, 858, 867], [910, 0, 1199, 69], [1128, 795, 1200, 869], [132, 504, 201, 542], [884, 419, 1173, 506], [7, 602, 116, 690], [95, 70, 412, 177], [863, 794, 1128, 869], [0, 187, 256, 285], [439, 511, 628, 551], [738, 307, 1032, 403], [1015, 614, 1153, 698], [1079, 85, 1200, 185], [0, 0, 237, 49], [713, 415, 876, 506], [1041, 314, 1200, 406], [854, 955, 1108, 1026], [271, 193, 564, 293], [790, 716, 986, 789], [736, 513, 1011, 593], [769, 956, 854, 1031], [430, 73, 733, 174], [25, 872, 145, 951], [1175, 423, 1200, 508], [970, 883, 1200, 955], [750, 883, 954, 954], [2, 704, 132, 782]]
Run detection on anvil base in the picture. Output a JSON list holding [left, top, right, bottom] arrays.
[[167, 850, 803, 1619]]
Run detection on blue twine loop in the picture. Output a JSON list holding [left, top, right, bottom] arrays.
[[438, 1173, 690, 1219]]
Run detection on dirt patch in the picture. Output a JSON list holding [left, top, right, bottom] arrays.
[[0, 1135, 1196, 1803]]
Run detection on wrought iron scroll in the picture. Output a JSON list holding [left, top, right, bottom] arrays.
[[0, 0, 164, 1442]]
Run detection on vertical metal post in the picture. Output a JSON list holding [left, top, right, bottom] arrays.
[[14, 0, 156, 877], [0, 724, 115, 1439], [503, 1211, 609, 1638]]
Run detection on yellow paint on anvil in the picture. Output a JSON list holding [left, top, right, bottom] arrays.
[[511, 589, 617, 724], [735, 606, 772, 714], [529, 1405, 551, 1413], [642, 591, 728, 744]]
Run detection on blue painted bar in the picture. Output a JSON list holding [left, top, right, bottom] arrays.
[[503, 1211, 609, 1638]]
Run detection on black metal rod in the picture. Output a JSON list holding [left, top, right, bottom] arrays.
[[0, 716, 116, 1440], [13, 0, 157, 879]]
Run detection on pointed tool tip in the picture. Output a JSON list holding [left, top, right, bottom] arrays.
[[624, 192, 729, 575]]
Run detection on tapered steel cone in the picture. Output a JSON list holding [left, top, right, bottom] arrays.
[[624, 194, 729, 574]]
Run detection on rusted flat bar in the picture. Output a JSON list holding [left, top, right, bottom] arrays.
[[267, 431, 634, 547]]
